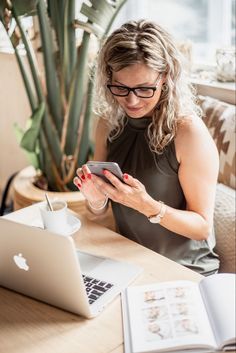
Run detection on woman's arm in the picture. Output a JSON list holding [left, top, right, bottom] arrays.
[[153, 117, 219, 240], [74, 117, 109, 215], [91, 117, 219, 241]]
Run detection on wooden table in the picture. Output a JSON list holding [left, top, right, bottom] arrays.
[[0, 215, 202, 353]]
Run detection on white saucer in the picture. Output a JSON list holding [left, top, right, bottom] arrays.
[[64, 213, 81, 236], [30, 212, 81, 236]]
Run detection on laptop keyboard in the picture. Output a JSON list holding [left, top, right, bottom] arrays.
[[82, 275, 114, 305]]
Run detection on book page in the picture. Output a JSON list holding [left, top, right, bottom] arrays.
[[199, 273, 236, 350], [126, 281, 216, 353]]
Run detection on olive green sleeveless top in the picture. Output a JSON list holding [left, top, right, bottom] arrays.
[[107, 116, 219, 275]]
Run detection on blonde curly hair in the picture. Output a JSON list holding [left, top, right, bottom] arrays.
[[94, 19, 201, 153]]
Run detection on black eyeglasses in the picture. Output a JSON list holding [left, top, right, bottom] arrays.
[[107, 75, 162, 98]]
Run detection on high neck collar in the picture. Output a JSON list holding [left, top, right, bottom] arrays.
[[126, 116, 152, 130]]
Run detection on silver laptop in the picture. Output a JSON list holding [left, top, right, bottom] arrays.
[[0, 205, 142, 318]]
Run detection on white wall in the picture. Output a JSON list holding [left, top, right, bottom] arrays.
[[0, 52, 30, 194]]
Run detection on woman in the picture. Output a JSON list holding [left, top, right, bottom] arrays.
[[74, 20, 219, 275]]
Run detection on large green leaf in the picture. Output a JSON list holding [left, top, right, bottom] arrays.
[[13, 122, 39, 169], [74, 19, 103, 38], [0, 1, 6, 22], [77, 0, 127, 39], [11, 0, 39, 16], [37, 0, 63, 134], [20, 102, 45, 152]]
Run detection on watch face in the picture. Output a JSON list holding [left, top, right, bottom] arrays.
[[148, 215, 161, 224]]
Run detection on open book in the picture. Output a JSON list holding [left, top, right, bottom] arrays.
[[122, 273, 235, 353]]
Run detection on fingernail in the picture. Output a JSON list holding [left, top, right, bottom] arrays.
[[103, 169, 107, 175], [124, 173, 128, 179], [74, 179, 81, 188], [81, 175, 85, 180], [88, 173, 92, 179]]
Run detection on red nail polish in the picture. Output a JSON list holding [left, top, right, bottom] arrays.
[[81, 175, 85, 180], [103, 169, 107, 175], [88, 173, 92, 179], [76, 181, 81, 188], [124, 173, 128, 179]]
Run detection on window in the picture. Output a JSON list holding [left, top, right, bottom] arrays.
[[1, 0, 234, 67], [111, 0, 235, 67]]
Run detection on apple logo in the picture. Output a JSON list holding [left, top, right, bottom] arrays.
[[13, 253, 29, 271]]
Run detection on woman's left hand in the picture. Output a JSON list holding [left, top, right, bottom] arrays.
[[91, 170, 152, 214]]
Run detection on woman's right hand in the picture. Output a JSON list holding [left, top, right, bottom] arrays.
[[73, 164, 107, 208]]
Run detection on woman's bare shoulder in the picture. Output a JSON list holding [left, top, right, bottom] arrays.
[[175, 116, 216, 163], [176, 115, 207, 135], [176, 115, 213, 143]]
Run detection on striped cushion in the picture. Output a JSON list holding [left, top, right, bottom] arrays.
[[199, 96, 236, 189]]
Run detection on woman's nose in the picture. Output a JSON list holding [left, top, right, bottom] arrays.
[[125, 91, 140, 105]]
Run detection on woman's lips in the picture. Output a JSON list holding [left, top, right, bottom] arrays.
[[125, 106, 143, 112]]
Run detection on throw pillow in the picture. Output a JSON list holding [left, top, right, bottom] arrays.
[[199, 95, 236, 189]]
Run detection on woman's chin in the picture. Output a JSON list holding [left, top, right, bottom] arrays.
[[124, 107, 154, 118], [127, 114, 143, 119], [125, 109, 144, 118]]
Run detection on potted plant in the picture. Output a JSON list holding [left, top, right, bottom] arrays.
[[0, 0, 126, 224], [0, 0, 126, 192]]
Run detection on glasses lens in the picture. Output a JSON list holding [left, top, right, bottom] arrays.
[[135, 88, 155, 98], [108, 85, 156, 98], [109, 86, 129, 96]]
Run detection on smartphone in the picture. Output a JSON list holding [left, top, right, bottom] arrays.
[[86, 161, 123, 183]]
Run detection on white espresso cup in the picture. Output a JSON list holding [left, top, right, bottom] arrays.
[[40, 199, 69, 235]]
